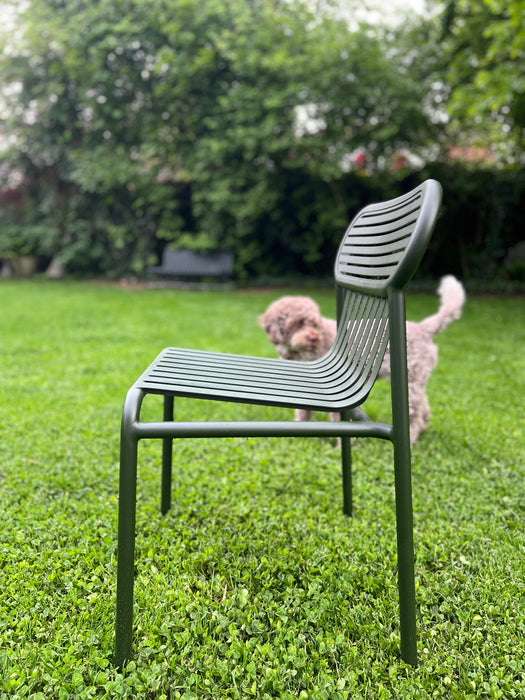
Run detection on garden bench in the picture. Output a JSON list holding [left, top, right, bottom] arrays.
[[115, 179, 443, 668], [146, 246, 234, 286]]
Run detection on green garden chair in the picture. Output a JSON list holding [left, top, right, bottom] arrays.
[[115, 179, 443, 668]]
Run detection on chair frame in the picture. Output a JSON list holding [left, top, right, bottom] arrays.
[[114, 179, 443, 668]]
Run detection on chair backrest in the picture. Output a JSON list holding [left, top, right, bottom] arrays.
[[335, 179, 442, 295], [325, 180, 442, 409]]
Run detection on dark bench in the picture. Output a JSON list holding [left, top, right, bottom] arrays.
[[147, 247, 234, 287]]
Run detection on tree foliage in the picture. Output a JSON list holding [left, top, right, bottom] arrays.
[[440, 0, 525, 160], [0, 0, 434, 276]]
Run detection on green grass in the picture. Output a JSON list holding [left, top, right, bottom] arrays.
[[0, 280, 523, 699]]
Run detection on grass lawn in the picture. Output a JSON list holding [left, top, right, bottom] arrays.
[[0, 280, 523, 699]]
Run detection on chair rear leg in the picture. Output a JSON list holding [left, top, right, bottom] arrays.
[[161, 395, 174, 515], [392, 428, 417, 666], [336, 287, 353, 516], [340, 410, 352, 516], [389, 287, 417, 666]]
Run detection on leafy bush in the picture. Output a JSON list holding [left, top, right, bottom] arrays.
[[0, 0, 436, 280], [411, 163, 525, 286]]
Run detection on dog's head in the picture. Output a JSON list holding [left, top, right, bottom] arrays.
[[258, 296, 325, 360]]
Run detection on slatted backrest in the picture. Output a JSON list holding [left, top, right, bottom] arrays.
[[327, 180, 442, 406], [335, 179, 442, 295]]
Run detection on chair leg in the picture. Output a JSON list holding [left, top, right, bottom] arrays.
[[161, 395, 174, 515], [340, 410, 352, 516], [115, 411, 139, 668], [392, 430, 417, 666], [389, 287, 417, 666]]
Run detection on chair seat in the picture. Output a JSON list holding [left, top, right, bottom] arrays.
[[134, 345, 374, 412]]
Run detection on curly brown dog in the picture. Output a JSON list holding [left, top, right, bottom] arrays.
[[258, 276, 466, 444]]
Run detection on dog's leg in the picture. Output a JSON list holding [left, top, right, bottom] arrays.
[[295, 408, 313, 421], [329, 412, 342, 448], [296, 409, 341, 447]]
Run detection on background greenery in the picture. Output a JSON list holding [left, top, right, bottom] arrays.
[[0, 280, 523, 698], [0, 0, 523, 283]]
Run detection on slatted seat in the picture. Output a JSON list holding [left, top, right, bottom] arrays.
[[115, 179, 443, 668], [134, 294, 388, 411]]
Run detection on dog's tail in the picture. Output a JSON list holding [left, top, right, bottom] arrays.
[[419, 275, 466, 337]]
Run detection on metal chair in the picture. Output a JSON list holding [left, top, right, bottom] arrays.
[[115, 179, 443, 667]]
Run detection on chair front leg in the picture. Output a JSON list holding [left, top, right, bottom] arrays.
[[115, 389, 141, 667]]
